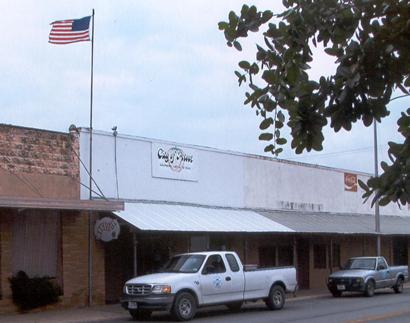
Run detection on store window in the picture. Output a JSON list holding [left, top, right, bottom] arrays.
[[209, 236, 227, 251], [278, 245, 293, 266], [332, 243, 341, 268], [12, 211, 61, 279], [190, 235, 209, 252], [393, 238, 408, 265], [314, 244, 327, 269], [259, 246, 276, 267]]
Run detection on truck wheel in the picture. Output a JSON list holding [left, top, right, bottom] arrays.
[[129, 309, 151, 320], [331, 290, 342, 297], [265, 285, 285, 310], [226, 301, 243, 312], [172, 292, 197, 321], [364, 280, 375, 297], [393, 277, 404, 294]]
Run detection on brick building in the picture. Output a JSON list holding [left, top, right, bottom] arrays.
[[1, 123, 409, 311], [0, 124, 122, 313]]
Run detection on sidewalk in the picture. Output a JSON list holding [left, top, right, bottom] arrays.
[[0, 285, 408, 323]]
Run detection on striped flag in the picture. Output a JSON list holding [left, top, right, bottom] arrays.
[[49, 16, 91, 45]]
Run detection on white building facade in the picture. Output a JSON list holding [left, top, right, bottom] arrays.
[[80, 129, 406, 216], [79, 128, 410, 301]]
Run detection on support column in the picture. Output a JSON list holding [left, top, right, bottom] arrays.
[[293, 236, 298, 267], [243, 236, 248, 264], [133, 232, 138, 277], [329, 237, 333, 274]]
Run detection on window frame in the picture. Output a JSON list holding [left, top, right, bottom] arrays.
[[201, 254, 226, 275], [225, 254, 240, 272]]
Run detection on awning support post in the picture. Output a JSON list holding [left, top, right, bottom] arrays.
[[88, 211, 93, 306], [329, 237, 333, 274], [243, 236, 248, 264], [133, 231, 138, 277]]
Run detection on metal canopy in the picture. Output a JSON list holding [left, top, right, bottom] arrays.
[[259, 210, 410, 235], [114, 202, 294, 233], [0, 196, 124, 211]]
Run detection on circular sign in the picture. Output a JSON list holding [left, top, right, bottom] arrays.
[[94, 217, 120, 242]]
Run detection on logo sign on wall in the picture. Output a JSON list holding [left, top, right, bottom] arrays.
[[344, 173, 357, 192], [94, 217, 120, 242], [152, 143, 198, 181]]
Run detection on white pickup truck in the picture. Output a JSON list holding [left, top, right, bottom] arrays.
[[121, 251, 297, 321]]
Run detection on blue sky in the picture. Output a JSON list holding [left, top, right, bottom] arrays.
[[1, 0, 408, 174]]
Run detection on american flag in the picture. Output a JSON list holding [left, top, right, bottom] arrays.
[[49, 16, 91, 45]]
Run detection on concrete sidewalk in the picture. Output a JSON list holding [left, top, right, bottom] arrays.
[[0, 286, 407, 323]]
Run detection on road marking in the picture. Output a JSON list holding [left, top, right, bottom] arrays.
[[345, 309, 410, 322]]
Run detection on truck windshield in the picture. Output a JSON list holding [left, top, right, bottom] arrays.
[[344, 258, 376, 270], [161, 255, 206, 273]]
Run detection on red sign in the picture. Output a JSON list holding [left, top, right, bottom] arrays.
[[344, 173, 357, 192]]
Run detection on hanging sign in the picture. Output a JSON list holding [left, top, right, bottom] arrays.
[[94, 217, 120, 242], [344, 173, 358, 192], [151, 143, 198, 181]]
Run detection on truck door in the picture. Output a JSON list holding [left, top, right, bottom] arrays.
[[224, 253, 245, 301], [199, 254, 232, 304], [375, 258, 390, 288]]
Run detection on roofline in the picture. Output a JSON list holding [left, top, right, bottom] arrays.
[[77, 127, 372, 176], [0, 123, 69, 136], [0, 196, 124, 212], [111, 198, 405, 218]]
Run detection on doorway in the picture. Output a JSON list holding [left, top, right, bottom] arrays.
[[296, 239, 310, 289]]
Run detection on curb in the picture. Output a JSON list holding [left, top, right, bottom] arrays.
[[287, 284, 410, 302], [287, 293, 329, 302]]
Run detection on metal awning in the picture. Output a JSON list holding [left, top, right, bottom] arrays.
[[0, 196, 124, 211], [114, 202, 294, 233], [259, 210, 410, 235]]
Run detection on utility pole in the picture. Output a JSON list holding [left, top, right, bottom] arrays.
[[374, 120, 381, 256]]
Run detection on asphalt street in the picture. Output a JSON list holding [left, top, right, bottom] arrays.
[[94, 289, 410, 323]]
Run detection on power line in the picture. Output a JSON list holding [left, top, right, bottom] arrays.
[[284, 145, 387, 161], [68, 138, 107, 200]]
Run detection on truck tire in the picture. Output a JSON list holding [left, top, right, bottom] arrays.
[[226, 301, 243, 312], [330, 290, 342, 297], [364, 280, 375, 297], [172, 292, 197, 321], [393, 277, 404, 294], [129, 309, 151, 320], [265, 285, 285, 310]]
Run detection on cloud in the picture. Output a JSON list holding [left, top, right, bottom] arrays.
[[1, 0, 409, 175]]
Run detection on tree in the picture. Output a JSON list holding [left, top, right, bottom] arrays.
[[219, 0, 410, 206]]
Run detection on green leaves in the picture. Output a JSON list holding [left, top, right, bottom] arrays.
[[238, 60, 250, 70], [233, 41, 242, 51], [220, 0, 410, 206], [259, 117, 273, 130], [259, 133, 273, 141]]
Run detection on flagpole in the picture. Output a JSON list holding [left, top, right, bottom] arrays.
[[89, 10, 95, 199], [88, 8, 95, 307]]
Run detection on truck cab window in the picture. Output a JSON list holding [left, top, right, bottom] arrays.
[[202, 255, 226, 274], [225, 254, 240, 272], [377, 258, 388, 270]]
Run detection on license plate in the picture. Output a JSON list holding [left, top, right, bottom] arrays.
[[337, 284, 346, 291], [128, 301, 138, 309]]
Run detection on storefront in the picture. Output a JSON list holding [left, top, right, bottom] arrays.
[[0, 125, 123, 312], [78, 128, 410, 302]]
